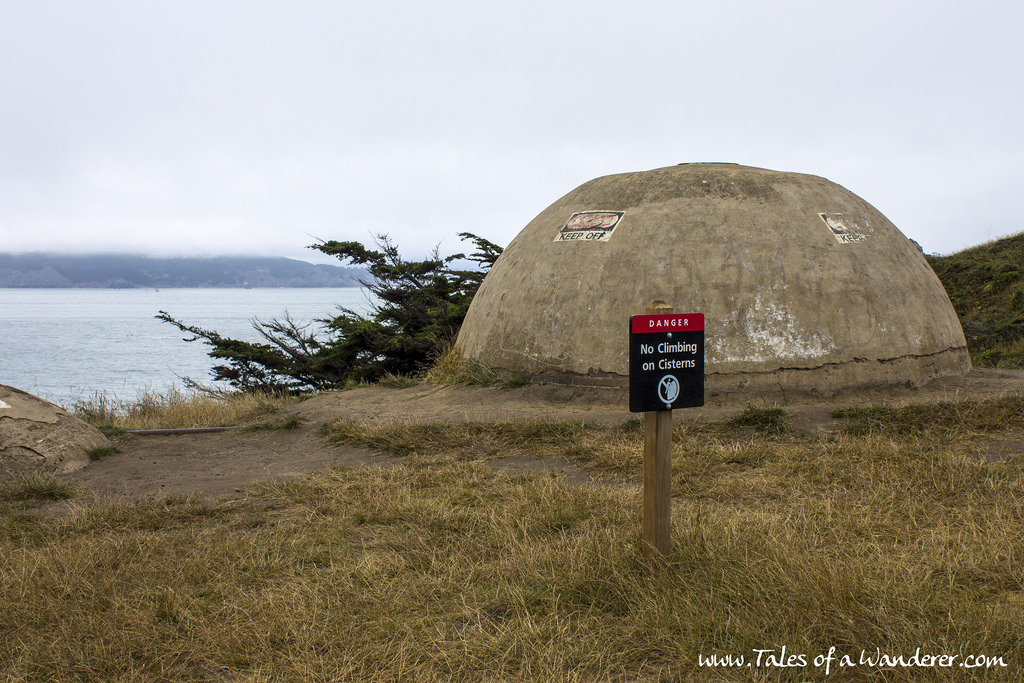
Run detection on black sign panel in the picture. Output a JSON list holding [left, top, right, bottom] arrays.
[[629, 313, 705, 413]]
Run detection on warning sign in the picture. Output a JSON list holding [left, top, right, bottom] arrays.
[[629, 313, 704, 412], [554, 211, 624, 242], [819, 212, 868, 244]]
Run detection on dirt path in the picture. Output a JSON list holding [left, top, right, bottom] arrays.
[[69, 423, 389, 502], [66, 369, 1024, 502]]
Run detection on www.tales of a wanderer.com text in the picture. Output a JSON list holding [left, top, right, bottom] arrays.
[[699, 647, 1007, 676]]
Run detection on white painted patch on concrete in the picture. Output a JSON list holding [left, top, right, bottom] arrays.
[[711, 291, 835, 364], [820, 212, 868, 244], [553, 210, 624, 243]]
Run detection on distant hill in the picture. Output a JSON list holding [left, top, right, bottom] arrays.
[[928, 233, 1024, 367], [0, 253, 366, 289]]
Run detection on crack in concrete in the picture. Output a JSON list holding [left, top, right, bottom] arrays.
[[705, 345, 969, 378]]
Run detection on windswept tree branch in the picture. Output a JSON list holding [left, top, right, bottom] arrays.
[[156, 232, 502, 392]]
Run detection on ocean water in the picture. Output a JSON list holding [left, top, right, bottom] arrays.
[[0, 288, 373, 406]]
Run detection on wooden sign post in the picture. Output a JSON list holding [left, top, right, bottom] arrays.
[[644, 388, 673, 562], [628, 301, 705, 565]]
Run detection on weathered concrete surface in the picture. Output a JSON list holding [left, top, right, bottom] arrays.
[[457, 163, 970, 398], [0, 384, 109, 480]]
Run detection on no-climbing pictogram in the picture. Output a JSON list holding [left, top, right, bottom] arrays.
[[658, 375, 679, 407]]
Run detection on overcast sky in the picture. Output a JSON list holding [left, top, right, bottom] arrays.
[[1, 1, 1021, 264]]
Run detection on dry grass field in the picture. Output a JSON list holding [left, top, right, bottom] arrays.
[[2, 393, 1023, 681], [71, 387, 296, 433]]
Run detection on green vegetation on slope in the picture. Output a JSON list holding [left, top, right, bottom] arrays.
[[928, 232, 1024, 367]]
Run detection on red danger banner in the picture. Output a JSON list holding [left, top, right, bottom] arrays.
[[631, 313, 704, 334]]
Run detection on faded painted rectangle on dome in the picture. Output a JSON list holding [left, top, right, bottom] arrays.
[[819, 212, 869, 244], [554, 211, 624, 243]]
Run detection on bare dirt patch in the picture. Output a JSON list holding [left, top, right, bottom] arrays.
[[69, 422, 391, 502], [61, 368, 1024, 502]]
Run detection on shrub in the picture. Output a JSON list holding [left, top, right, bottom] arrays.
[[158, 233, 502, 392]]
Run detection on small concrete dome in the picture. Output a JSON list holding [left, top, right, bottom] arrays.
[[456, 163, 970, 397], [0, 385, 109, 480]]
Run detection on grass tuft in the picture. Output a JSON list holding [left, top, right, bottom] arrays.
[[423, 344, 502, 386], [73, 387, 296, 431], [376, 373, 419, 388], [499, 374, 532, 388], [244, 417, 304, 432], [86, 445, 120, 461], [728, 404, 792, 434], [833, 395, 1024, 436], [1, 473, 77, 502]]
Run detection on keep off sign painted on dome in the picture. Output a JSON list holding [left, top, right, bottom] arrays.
[[629, 314, 705, 412], [554, 210, 624, 242]]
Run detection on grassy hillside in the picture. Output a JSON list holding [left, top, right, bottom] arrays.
[[4, 400, 1023, 680], [928, 232, 1024, 367]]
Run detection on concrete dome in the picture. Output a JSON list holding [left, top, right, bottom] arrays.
[[456, 163, 970, 398], [1, 385, 109, 480]]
